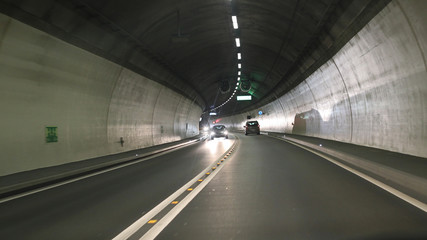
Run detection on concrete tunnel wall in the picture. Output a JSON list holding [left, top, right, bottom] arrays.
[[0, 13, 202, 176], [221, 0, 427, 158]]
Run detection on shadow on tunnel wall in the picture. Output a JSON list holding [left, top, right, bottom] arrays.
[[292, 108, 322, 135], [290, 99, 351, 141]]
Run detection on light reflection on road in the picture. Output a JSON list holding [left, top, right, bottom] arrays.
[[205, 137, 233, 156]]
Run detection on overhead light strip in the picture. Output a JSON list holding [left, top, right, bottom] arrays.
[[209, 11, 243, 113], [235, 38, 240, 47], [232, 16, 239, 29]]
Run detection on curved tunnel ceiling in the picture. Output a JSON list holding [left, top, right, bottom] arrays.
[[0, 0, 390, 116]]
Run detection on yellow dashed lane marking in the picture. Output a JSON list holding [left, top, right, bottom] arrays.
[[112, 141, 238, 240]]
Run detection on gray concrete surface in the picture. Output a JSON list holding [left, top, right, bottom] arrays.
[[0, 0, 425, 191], [221, 0, 427, 158], [0, 13, 201, 176], [0, 135, 204, 198], [273, 133, 427, 204], [2, 134, 425, 239], [156, 133, 427, 240], [0, 136, 234, 240]]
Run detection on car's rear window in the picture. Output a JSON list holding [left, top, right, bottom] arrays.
[[213, 125, 225, 130], [247, 121, 258, 126]]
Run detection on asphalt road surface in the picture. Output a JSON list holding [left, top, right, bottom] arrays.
[[1, 133, 426, 240]]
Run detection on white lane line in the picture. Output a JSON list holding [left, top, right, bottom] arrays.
[[113, 140, 237, 240], [0, 141, 199, 204], [140, 147, 232, 240], [281, 138, 427, 213], [112, 162, 213, 240]]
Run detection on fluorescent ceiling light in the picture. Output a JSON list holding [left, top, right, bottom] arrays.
[[237, 53, 241, 59], [236, 82, 239, 85], [235, 86, 238, 89], [235, 38, 240, 47], [238, 71, 241, 76], [238, 63, 241, 69], [210, 112, 217, 116], [232, 16, 239, 29], [237, 95, 252, 101]]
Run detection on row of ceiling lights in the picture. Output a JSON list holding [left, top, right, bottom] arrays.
[[211, 11, 241, 112]]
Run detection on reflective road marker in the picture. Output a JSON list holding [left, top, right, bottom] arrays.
[[140, 142, 236, 240], [112, 138, 238, 240]]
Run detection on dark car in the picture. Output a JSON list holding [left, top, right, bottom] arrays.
[[210, 125, 229, 140], [245, 121, 260, 135]]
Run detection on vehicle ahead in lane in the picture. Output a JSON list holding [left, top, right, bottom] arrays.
[[210, 125, 228, 140], [245, 120, 260, 135]]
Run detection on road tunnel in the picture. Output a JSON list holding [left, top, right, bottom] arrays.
[[0, 0, 426, 239]]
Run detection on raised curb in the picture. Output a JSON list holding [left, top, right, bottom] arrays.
[[0, 136, 206, 198], [263, 132, 427, 204]]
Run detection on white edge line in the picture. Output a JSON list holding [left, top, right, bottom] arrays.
[[281, 138, 427, 213], [140, 144, 233, 240], [0, 140, 200, 204], [113, 140, 236, 240]]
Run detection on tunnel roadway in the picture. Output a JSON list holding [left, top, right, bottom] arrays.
[[0, 133, 426, 240]]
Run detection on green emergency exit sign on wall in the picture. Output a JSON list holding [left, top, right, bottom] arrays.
[[45, 127, 58, 143]]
